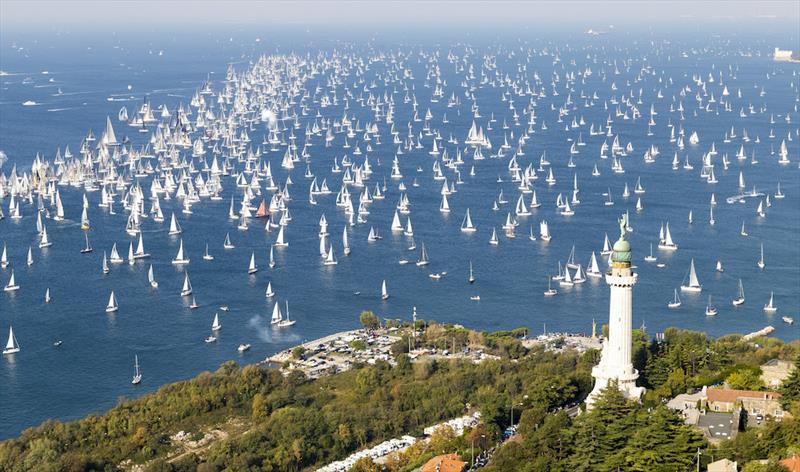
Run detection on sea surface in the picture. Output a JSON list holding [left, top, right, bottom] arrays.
[[0, 27, 798, 439]]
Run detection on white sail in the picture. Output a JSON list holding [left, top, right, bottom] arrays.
[[461, 208, 476, 232], [168, 212, 182, 235], [211, 313, 221, 331], [4, 270, 19, 291], [271, 302, 282, 324], [106, 291, 118, 312], [681, 259, 701, 292], [381, 280, 389, 300], [181, 273, 193, 296], [275, 225, 288, 246], [3, 326, 20, 354]]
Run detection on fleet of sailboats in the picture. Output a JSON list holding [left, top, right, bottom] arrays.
[[0, 39, 795, 379]]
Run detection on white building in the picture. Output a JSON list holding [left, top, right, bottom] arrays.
[[586, 215, 645, 409]]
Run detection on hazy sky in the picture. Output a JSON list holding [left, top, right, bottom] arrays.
[[2, 0, 798, 30]]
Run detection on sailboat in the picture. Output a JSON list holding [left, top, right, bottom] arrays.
[[600, 233, 612, 255], [39, 225, 53, 248], [203, 243, 214, 261], [223, 233, 235, 249], [26, 246, 33, 266], [468, 261, 476, 283], [131, 355, 142, 385], [106, 291, 119, 313], [763, 292, 777, 314], [171, 239, 190, 265], [757, 243, 765, 269], [274, 225, 288, 247], [680, 259, 702, 292], [732, 279, 745, 306], [489, 227, 499, 245], [586, 252, 602, 278], [716, 260, 724, 273], [539, 220, 551, 241], [658, 222, 678, 250], [102, 251, 110, 274], [265, 281, 275, 298], [0, 244, 7, 268], [343, 227, 351, 256], [145, 264, 157, 288], [269, 245, 276, 268], [705, 296, 718, 316], [461, 208, 477, 232], [168, 212, 182, 235], [381, 280, 389, 300], [277, 301, 296, 327], [248, 252, 258, 274], [416, 243, 430, 266], [543, 277, 557, 296], [644, 243, 657, 262], [180, 273, 193, 297], [4, 270, 19, 292], [211, 313, 221, 331], [668, 289, 681, 308], [45, 288, 51, 303], [3, 326, 20, 355], [270, 302, 283, 325], [80, 233, 93, 254]]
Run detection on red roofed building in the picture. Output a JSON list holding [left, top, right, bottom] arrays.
[[421, 453, 467, 472], [781, 456, 800, 472]]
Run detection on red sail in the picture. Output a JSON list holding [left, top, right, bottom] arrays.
[[256, 200, 269, 218]]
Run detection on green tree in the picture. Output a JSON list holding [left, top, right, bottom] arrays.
[[726, 368, 763, 390], [570, 382, 634, 471], [779, 357, 800, 410], [350, 457, 380, 472], [623, 406, 705, 471], [741, 459, 790, 472], [360, 311, 379, 329]]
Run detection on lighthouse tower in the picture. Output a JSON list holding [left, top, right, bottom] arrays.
[[586, 215, 645, 409]]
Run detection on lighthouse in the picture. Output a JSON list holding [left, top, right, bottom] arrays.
[[586, 214, 645, 409]]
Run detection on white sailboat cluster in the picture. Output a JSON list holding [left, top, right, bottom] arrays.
[[0, 36, 795, 372]]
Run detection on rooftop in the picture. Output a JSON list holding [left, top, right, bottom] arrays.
[[421, 453, 466, 472], [707, 388, 782, 404]]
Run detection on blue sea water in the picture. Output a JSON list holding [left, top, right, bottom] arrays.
[[0, 27, 798, 439]]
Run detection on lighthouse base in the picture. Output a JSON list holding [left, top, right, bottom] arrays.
[[586, 364, 645, 409]]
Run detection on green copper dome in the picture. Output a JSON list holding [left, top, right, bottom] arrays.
[[611, 214, 632, 264]]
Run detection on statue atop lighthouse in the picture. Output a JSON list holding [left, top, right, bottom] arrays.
[[586, 214, 645, 409]]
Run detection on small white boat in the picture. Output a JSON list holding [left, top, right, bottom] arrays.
[[180, 273, 193, 297], [543, 277, 557, 296], [680, 259, 702, 292], [148, 264, 158, 288], [705, 296, 718, 316], [203, 243, 214, 261], [105, 291, 118, 313], [763, 292, 777, 314], [731, 279, 745, 306], [211, 313, 221, 331], [237, 344, 251, 352], [277, 301, 296, 327], [470, 295, 481, 301], [4, 270, 20, 292], [381, 280, 389, 300], [131, 355, 142, 385], [3, 326, 20, 355], [248, 252, 258, 274], [782, 316, 794, 325], [668, 289, 681, 309], [205, 335, 217, 343], [644, 243, 657, 262]]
